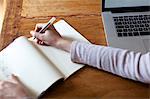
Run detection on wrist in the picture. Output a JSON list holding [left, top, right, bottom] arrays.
[[54, 38, 73, 52]]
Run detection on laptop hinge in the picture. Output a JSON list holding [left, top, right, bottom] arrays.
[[103, 6, 150, 13]]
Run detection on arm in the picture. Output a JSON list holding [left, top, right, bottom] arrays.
[[70, 41, 150, 84], [31, 23, 150, 84]]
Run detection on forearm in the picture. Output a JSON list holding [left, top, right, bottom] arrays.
[[70, 41, 150, 84]]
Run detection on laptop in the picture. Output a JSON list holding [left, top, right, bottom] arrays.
[[102, 0, 150, 53]]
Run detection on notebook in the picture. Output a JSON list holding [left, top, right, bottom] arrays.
[[0, 20, 89, 97]]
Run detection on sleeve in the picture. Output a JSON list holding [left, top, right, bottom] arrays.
[[70, 41, 150, 84]]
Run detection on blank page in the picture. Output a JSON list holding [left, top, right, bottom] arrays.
[[0, 36, 63, 97], [0, 56, 11, 80]]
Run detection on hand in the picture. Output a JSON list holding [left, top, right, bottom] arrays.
[[30, 23, 63, 46], [0, 74, 29, 99], [30, 23, 73, 52]]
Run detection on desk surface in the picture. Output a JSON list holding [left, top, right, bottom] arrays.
[[0, 0, 149, 98]]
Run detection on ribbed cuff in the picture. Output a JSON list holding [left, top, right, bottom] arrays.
[[70, 41, 78, 63]]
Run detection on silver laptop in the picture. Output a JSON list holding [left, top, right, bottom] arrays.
[[102, 0, 150, 53]]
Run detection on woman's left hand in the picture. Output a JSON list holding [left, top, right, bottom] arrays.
[[0, 74, 29, 99]]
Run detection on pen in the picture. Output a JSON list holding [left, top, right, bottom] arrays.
[[33, 17, 56, 40]]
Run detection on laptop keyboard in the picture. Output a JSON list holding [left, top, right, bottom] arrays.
[[113, 15, 150, 37]]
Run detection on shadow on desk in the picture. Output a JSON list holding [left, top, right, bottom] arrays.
[[41, 66, 149, 98]]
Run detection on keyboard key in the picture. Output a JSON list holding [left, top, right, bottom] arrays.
[[139, 15, 143, 18], [128, 33, 133, 36], [124, 16, 129, 18], [142, 21, 147, 24], [113, 14, 150, 37], [133, 28, 138, 31], [130, 25, 134, 28], [117, 33, 123, 37], [140, 32, 150, 36], [132, 21, 137, 24], [143, 28, 149, 31], [139, 28, 143, 31], [137, 21, 142, 24], [117, 29, 123, 32], [139, 17, 144, 20], [123, 29, 128, 32], [125, 25, 129, 28], [116, 25, 124, 28], [119, 16, 123, 18], [135, 25, 139, 28], [128, 28, 133, 32], [145, 24, 149, 27], [140, 24, 145, 27], [123, 22, 128, 24], [123, 33, 128, 36], [133, 32, 139, 36], [119, 19, 123, 21]]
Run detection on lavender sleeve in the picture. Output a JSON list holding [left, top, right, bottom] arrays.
[[70, 41, 150, 84]]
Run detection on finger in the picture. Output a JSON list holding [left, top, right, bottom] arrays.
[[39, 41, 44, 45], [49, 24, 56, 30], [0, 81, 16, 89], [35, 27, 42, 32], [37, 40, 41, 45], [0, 80, 3, 84], [35, 23, 47, 32], [37, 40, 44, 45], [0, 81, 3, 89], [49, 25, 60, 33], [9, 75, 28, 93], [46, 27, 61, 37], [37, 39, 42, 44], [9, 74, 22, 85], [30, 30, 35, 37], [30, 31, 44, 41], [37, 39, 48, 46], [2, 81, 15, 88], [0, 89, 3, 96]]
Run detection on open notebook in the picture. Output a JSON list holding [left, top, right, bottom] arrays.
[[0, 20, 89, 97]]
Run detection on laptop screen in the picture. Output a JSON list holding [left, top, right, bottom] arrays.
[[105, 0, 149, 8], [103, 0, 150, 12]]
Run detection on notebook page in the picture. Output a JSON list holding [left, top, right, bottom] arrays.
[[0, 53, 12, 80], [30, 20, 90, 79], [0, 36, 63, 97], [55, 20, 90, 42]]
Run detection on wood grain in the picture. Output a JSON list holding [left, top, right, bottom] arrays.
[[0, 0, 149, 98], [21, 0, 101, 17], [0, 0, 6, 33]]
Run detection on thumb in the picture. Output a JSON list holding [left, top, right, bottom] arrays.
[[10, 74, 29, 95], [30, 31, 44, 40]]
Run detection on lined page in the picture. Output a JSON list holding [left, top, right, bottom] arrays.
[[0, 36, 63, 97]]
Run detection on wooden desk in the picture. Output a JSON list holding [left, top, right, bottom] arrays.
[[0, 0, 149, 98]]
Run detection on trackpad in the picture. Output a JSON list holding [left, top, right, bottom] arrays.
[[143, 39, 150, 52]]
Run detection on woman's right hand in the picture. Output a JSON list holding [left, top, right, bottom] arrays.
[[30, 23, 73, 52], [30, 23, 63, 46]]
